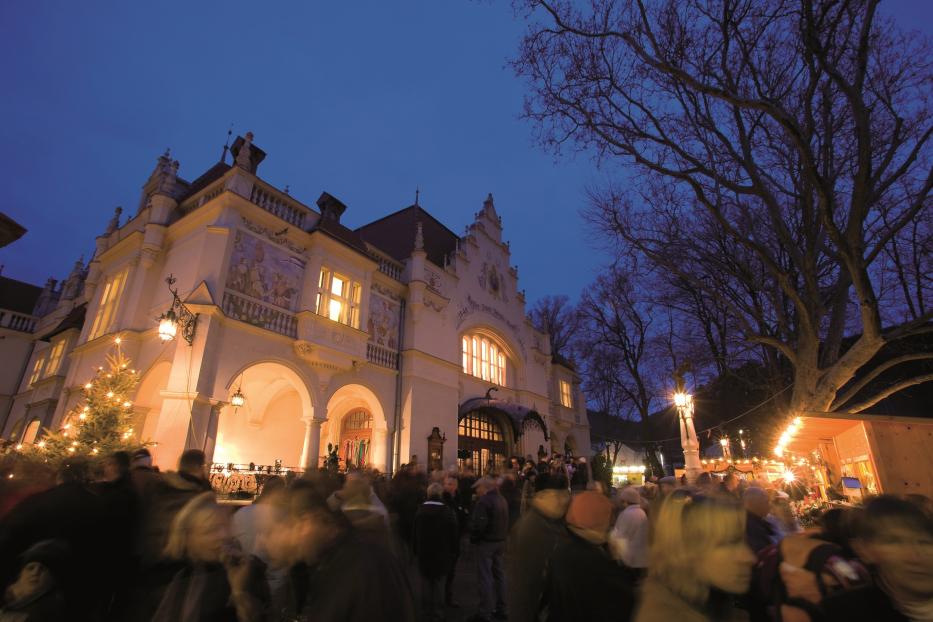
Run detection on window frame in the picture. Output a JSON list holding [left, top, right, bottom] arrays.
[[316, 268, 362, 329], [559, 379, 573, 409], [27, 354, 46, 387], [88, 268, 129, 340], [460, 332, 507, 386], [44, 338, 66, 378]]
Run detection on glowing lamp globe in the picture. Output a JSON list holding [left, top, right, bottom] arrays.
[[673, 392, 691, 408], [158, 310, 178, 341], [230, 388, 246, 409]]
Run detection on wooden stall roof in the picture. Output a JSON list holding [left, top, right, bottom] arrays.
[[786, 413, 933, 455]]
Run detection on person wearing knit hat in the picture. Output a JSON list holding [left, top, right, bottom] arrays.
[[0, 540, 70, 620], [537, 491, 634, 621]]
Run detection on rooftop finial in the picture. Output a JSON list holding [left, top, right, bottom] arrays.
[[221, 124, 233, 163], [415, 187, 420, 207]]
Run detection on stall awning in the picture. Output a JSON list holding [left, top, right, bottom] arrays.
[[459, 397, 549, 440], [784, 416, 863, 455]]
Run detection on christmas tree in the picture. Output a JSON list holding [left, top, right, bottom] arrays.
[[11, 342, 144, 468]]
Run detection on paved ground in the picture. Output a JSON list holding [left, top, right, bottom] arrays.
[[402, 535, 490, 621]]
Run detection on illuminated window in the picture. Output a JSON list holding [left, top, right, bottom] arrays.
[[89, 268, 129, 340], [316, 268, 361, 328], [461, 333, 507, 386], [45, 339, 66, 377], [559, 379, 573, 408], [458, 411, 507, 476], [28, 355, 46, 387]]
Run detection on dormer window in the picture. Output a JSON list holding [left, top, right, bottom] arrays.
[[317, 268, 361, 328], [461, 333, 507, 386]]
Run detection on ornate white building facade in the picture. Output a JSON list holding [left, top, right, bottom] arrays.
[[1, 133, 591, 474]]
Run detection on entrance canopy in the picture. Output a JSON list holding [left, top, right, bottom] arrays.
[[458, 397, 548, 440]]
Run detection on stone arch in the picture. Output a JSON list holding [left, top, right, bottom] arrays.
[[134, 359, 172, 442], [212, 360, 317, 469], [323, 382, 390, 472]]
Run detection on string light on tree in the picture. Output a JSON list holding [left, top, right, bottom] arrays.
[[4, 344, 145, 468]]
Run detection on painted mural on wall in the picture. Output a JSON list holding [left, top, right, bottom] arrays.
[[226, 230, 305, 311], [368, 292, 400, 349]]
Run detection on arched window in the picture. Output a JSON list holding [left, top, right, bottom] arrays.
[[22, 419, 42, 444], [458, 411, 507, 476], [461, 333, 507, 386]]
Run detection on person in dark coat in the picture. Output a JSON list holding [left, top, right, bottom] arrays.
[[390, 464, 427, 558], [507, 472, 571, 622], [270, 482, 416, 622], [498, 472, 522, 531], [152, 492, 269, 622], [815, 496, 933, 622], [93, 451, 138, 617], [123, 449, 216, 621], [541, 491, 634, 622], [0, 459, 107, 622], [413, 483, 459, 621], [470, 476, 509, 621], [743, 487, 777, 554], [441, 476, 466, 607], [0, 539, 69, 621]]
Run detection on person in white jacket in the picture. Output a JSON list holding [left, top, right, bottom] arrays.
[[610, 486, 650, 575]]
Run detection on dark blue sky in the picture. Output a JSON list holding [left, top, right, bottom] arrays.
[[1, 1, 929, 305]]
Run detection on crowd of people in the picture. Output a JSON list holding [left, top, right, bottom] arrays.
[[0, 448, 931, 622]]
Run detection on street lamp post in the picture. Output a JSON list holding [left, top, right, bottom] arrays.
[[674, 392, 702, 483]]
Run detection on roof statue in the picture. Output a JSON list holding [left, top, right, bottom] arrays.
[[414, 220, 424, 251], [235, 131, 254, 170], [104, 206, 123, 236]]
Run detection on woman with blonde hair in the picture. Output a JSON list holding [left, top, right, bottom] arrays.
[[153, 492, 268, 622], [634, 492, 756, 622]]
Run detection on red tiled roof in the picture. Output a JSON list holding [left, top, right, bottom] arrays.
[[0, 275, 41, 315], [356, 205, 459, 268]]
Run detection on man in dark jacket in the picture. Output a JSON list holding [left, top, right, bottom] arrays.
[[276, 483, 416, 622], [414, 483, 459, 621], [541, 491, 634, 621], [470, 476, 509, 621], [0, 459, 108, 621], [744, 486, 777, 554], [442, 475, 466, 607], [507, 472, 571, 622]]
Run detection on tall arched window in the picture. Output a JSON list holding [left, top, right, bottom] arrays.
[[461, 333, 507, 386]]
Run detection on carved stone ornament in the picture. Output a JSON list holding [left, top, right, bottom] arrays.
[[294, 341, 314, 358], [241, 217, 307, 255]]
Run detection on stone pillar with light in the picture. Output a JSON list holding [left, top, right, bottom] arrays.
[[674, 392, 703, 483]]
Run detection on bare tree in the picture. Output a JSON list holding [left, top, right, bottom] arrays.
[[515, 0, 933, 414], [528, 294, 580, 357]]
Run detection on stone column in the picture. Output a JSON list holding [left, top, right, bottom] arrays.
[[678, 400, 702, 483], [202, 403, 224, 464], [300, 418, 324, 470], [372, 428, 390, 474]]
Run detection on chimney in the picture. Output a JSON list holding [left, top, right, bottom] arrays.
[[316, 192, 348, 224]]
